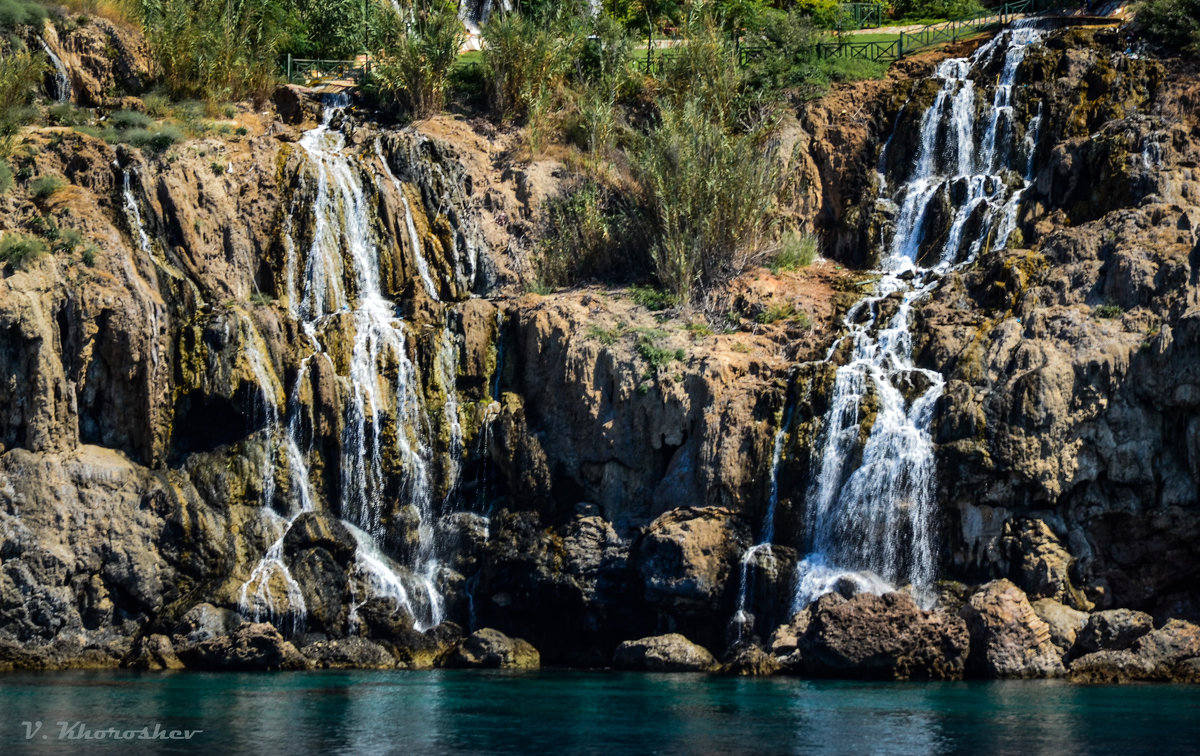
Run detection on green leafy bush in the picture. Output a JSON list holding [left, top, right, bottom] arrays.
[[115, 124, 183, 152], [0, 0, 47, 29], [632, 95, 781, 302], [0, 232, 48, 269], [1136, 0, 1200, 54], [481, 12, 572, 122], [29, 174, 65, 199], [890, 0, 985, 21], [770, 231, 818, 272], [0, 158, 11, 194], [535, 178, 638, 287], [372, 1, 464, 119], [109, 109, 153, 130]]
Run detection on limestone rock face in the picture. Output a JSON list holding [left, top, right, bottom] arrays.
[[613, 634, 718, 672], [636, 507, 750, 622], [444, 628, 540, 670], [959, 580, 1065, 678], [798, 593, 970, 680]]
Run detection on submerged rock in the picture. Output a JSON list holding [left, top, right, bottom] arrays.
[[443, 628, 540, 670], [613, 634, 718, 672], [797, 592, 969, 680], [959, 580, 1065, 678]]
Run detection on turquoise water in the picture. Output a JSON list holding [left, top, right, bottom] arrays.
[[1, 670, 1197, 754]]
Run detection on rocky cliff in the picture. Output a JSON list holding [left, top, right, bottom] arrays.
[[2, 16, 1200, 679]]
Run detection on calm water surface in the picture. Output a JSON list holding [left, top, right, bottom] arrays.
[[1, 670, 1197, 754]]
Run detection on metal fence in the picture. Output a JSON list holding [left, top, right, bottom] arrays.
[[818, 0, 1047, 63], [284, 56, 371, 85]]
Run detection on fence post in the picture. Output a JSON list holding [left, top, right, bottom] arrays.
[[287, 53, 292, 83]]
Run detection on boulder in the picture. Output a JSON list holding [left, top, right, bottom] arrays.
[[1069, 609, 1154, 658], [176, 622, 310, 671], [126, 634, 184, 671], [767, 610, 812, 673], [798, 592, 970, 680], [172, 603, 243, 646], [443, 628, 540, 670], [721, 643, 780, 676], [636, 507, 750, 617], [613, 633, 718, 672], [1069, 619, 1200, 683], [958, 580, 1065, 678], [302, 637, 397, 669], [1031, 598, 1089, 654]]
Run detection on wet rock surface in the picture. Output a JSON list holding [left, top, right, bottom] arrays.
[[443, 628, 540, 670], [796, 593, 970, 680], [0, 20, 1197, 678], [613, 634, 718, 672]]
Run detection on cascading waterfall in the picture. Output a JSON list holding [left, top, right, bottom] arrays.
[[792, 24, 1046, 612], [375, 138, 441, 301], [731, 401, 793, 642], [35, 34, 71, 102], [285, 99, 448, 631]]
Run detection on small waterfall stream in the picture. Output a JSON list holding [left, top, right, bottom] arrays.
[[791, 25, 1047, 612], [35, 34, 72, 103]]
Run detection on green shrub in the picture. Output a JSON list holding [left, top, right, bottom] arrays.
[[482, 12, 572, 122], [120, 124, 182, 152], [0, 232, 48, 269], [372, 1, 464, 119], [126, 0, 289, 100], [634, 327, 677, 369], [633, 95, 781, 302], [1095, 302, 1124, 319], [746, 10, 826, 100], [629, 285, 677, 311], [890, 0, 985, 21], [0, 0, 47, 29], [0, 158, 11, 194], [29, 174, 65, 199], [535, 178, 638, 287], [770, 231, 818, 272], [109, 109, 152, 130], [755, 301, 812, 326], [0, 50, 44, 157], [1136, 0, 1200, 54], [143, 92, 172, 118]]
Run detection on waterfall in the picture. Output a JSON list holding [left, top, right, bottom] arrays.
[[35, 34, 71, 103], [375, 138, 441, 301], [286, 101, 445, 631], [792, 25, 1046, 612], [731, 401, 792, 642]]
